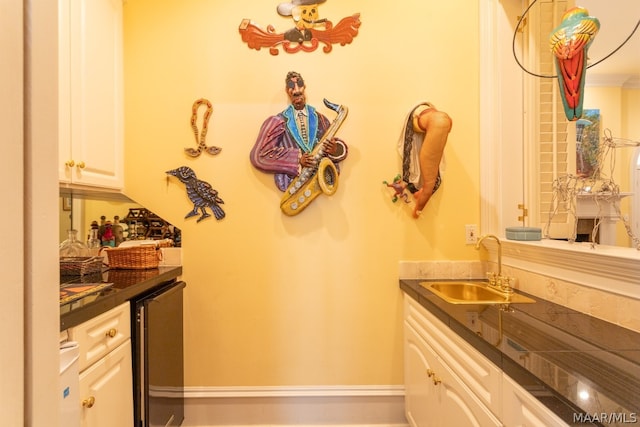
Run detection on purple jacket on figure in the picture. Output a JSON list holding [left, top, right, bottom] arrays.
[[250, 104, 348, 192]]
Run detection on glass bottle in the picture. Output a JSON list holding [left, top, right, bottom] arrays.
[[59, 229, 89, 258], [113, 215, 124, 247], [87, 227, 101, 256]]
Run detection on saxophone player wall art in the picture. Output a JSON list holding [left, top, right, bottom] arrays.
[[249, 71, 348, 216]]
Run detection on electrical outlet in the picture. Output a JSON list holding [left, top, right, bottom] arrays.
[[465, 224, 478, 244]]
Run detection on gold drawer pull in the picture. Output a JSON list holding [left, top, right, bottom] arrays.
[[426, 369, 435, 377], [105, 328, 117, 338], [432, 376, 442, 386], [82, 396, 95, 408], [76, 161, 85, 169], [65, 160, 75, 167]]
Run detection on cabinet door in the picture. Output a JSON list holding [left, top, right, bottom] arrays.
[[79, 339, 133, 427], [405, 295, 502, 416], [404, 322, 440, 427], [434, 358, 503, 427], [406, 322, 502, 427], [60, 0, 124, 188]]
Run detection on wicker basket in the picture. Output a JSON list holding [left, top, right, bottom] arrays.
[[156, 239, 174, 248], [60, 256, 104, 276], [105, 245, 161, 270]]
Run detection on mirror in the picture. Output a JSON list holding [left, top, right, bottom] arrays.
[[577, 0, 639, 247], [479, 0, 640, 298], [523, 0, 640, 247], [59, 193, 181, 249]]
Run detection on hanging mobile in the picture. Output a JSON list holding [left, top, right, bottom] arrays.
[[184, 98, 222, 157], [512, 0, 639, 120]]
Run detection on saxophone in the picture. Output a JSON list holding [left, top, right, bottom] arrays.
[[280, 99, 348, 216]]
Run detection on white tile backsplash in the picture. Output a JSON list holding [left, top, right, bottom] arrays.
[[398, 260, 485, 280]]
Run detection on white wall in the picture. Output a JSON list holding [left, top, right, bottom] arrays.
[[24, 0, 61, 425], [1, 0, 26, 424]]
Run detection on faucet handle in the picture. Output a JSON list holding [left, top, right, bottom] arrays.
[[495, 275, 514, 294], [503, 276, 515, 293], [486, 271, 497, 285]]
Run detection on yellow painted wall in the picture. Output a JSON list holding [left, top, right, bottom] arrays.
[[122, 1, 480, 386], [623, 88, 640, 139]]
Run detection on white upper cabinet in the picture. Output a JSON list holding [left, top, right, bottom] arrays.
[[59, 0, 124, 189]]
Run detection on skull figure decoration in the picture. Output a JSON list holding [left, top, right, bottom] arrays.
[[277, 0, 327, 43]]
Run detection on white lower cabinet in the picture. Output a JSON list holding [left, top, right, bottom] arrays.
[[404, 294, 502, 427], [404, 294, 569, 427], [404, 323, 439, 425], [68, 302, 133, 427], [79, 340, 133, 427], [405, 323, 501, 426]]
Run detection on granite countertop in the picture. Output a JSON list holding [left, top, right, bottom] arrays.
[[400, 279, 640, 426], [60, 266, 182, 331]]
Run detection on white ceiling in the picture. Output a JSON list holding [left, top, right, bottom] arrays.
[[580, 0, 640, 86]]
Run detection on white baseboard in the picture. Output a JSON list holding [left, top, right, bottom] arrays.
[[181, 385, 409, 427]]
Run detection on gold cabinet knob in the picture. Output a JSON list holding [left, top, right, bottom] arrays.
[[432, 376, 442, 386], [76, 161, 85, 169], [65, 160, 75, 167], [105, 328, 117, 338], [82, 396, 95, 408], [426, 369, 435, 378]]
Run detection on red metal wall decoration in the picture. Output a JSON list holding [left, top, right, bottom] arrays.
[[239, 13, 361, 55]]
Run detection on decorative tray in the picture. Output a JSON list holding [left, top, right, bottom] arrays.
[[59, 282, 113, 305]]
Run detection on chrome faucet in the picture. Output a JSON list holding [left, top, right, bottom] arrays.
[[475, 234, 513, 294]]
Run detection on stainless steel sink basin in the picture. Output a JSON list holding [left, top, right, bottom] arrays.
[[420, 281, 535, 305]]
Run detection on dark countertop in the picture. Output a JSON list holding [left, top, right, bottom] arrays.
[[400, 279, 640, 427], [60, 266, 183, 331]]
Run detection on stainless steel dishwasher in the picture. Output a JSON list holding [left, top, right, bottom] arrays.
[[133, 280, 186, 427]]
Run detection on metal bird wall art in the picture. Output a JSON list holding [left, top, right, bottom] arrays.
[[166, 166, 226, 222], [549, 7, 600, 121]]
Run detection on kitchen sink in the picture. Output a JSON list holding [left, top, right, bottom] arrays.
[[420, 281, 536, 305]]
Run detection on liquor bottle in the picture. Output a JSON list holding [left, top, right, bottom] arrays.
[[60, 229, 89, 258]]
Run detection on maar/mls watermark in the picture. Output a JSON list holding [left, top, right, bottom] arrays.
[[574, 412, 638, 424]]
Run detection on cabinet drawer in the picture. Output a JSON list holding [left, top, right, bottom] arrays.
[[502, 374, 568, 426], [69, 301, 131, 372], [404, 295, 502, 417]]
